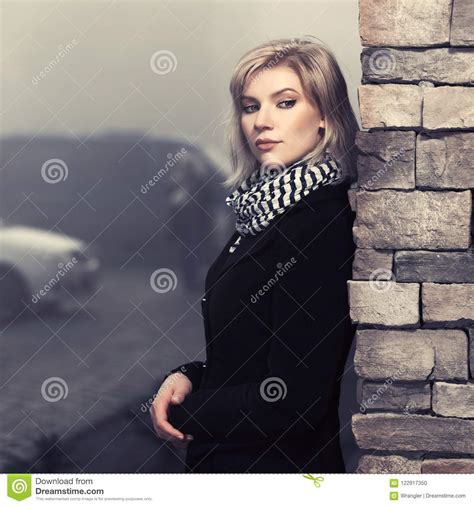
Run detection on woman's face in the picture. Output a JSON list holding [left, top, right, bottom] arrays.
[[240, 64, 325, 169]]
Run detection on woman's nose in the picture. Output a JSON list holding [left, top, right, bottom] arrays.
[[254, 106, 274, 130]]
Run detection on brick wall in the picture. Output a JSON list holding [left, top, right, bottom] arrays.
[[349, 0, 474, 474]]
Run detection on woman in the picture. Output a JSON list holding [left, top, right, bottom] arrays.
[[150, 36, 359, 473]]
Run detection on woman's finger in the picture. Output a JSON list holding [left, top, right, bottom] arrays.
[[150, 404, 164, 436], [159, 417, 185, 440], [151, 393, 185, 440], [168, 438, 191, 449]]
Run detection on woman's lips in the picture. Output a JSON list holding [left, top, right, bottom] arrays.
[[256, 141, 281, 151]]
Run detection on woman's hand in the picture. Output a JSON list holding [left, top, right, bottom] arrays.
[[150, 372, 194, 448]]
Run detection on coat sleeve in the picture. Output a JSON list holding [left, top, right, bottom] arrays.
[[167, 212, 354, 443], [162, 361, 207, 392]]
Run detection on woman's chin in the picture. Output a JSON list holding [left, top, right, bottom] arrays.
[[258, 154, 287, 168]]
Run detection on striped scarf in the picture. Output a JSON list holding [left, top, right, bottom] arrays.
[[225, 151, 342, 239]]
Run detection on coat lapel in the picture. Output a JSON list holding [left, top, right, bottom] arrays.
[[218, 224, 277, 277], [206, 183, 351, 292], [205, 223, 278, 291]]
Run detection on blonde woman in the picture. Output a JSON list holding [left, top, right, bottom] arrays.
[[150, 36, 359, 473]]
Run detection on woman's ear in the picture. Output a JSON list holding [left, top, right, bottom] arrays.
[[318, 119, 325, 136]]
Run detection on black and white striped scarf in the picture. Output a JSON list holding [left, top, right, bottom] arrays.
[[225, 151, 342, 242]]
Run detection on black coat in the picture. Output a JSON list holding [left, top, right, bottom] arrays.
[[164, 182, 356, 473]]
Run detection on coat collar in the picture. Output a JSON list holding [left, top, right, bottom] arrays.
[[205, 183, 351, 292]]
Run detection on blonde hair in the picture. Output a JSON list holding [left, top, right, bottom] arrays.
[[222, 36, 359, 191]]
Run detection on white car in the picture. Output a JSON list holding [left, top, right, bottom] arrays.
[[0, 225, 100, 322]]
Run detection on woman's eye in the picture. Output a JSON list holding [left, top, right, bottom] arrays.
[[278, 99, 296, 108], [241, 99, 296, 114], [242, 104, 257, 114]]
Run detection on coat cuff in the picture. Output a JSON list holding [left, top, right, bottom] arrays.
[[163, 360, 206, 392]]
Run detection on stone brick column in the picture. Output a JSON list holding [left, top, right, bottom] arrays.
[[349, 0, 474, 474]]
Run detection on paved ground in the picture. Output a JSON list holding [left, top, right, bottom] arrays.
[[0, 264, 205, 472]]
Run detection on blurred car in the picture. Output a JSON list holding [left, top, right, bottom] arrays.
[[0, 225, 100, 322]]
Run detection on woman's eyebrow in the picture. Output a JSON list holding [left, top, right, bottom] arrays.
[[241, 87, 301, 101]]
